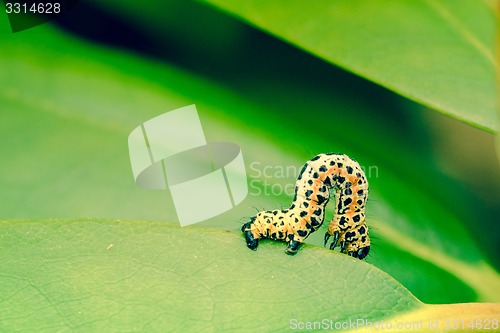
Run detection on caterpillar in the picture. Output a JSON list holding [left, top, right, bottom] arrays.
[[242, 153, 370, 259]]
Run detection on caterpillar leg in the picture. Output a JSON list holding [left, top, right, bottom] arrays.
[[324, 219, 342, 250], [343, 224, 370, 259], [348, 246, 370, 259], [285, 240, 302, 255], [324, 230, 340, 250], [241, 221, 259, 251], [324, 223, 370, 260], [340, 238, 370, 259]]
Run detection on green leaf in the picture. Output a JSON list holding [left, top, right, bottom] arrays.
[[0, 25, 498, 308], [204, 0, 498, 132], [0, 219, 418, 331], [1, 219, 498, 332]]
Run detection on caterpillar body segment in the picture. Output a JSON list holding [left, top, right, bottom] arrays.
[[242, 153, 370, 259]]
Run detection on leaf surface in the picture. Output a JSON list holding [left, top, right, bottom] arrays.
[[0, 219, 420, 331], [204, 0, 498, 132]]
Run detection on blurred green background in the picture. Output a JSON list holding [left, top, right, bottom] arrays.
[[1, 0, 499, 307]]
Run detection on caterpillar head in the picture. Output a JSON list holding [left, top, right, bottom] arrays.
[[241, 217, 259, 250]]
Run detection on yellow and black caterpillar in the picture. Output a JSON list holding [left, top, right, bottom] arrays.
[[242, 153, 370, 259]]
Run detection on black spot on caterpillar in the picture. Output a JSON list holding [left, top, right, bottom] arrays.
[[241, 153, 370, 259]]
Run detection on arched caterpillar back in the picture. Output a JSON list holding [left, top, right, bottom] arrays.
[[242, 153, 370, 259]]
